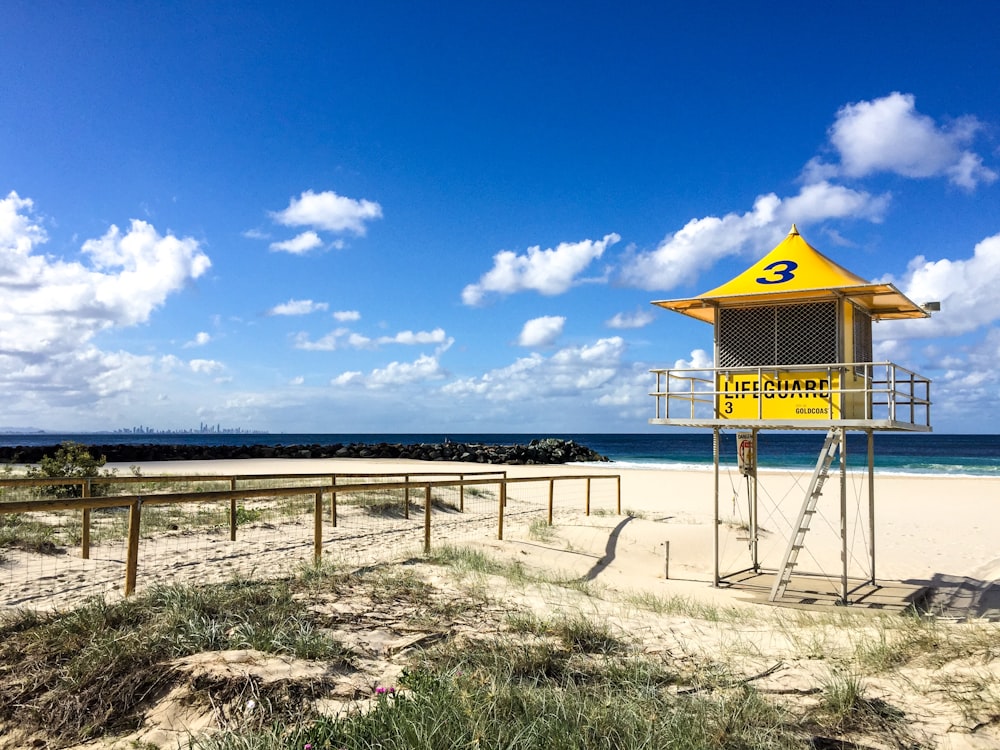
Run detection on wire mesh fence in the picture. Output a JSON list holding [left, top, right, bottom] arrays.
[[0, 470, 619, 610]]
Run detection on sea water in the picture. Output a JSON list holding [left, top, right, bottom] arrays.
[[1, 432, 998, 478]]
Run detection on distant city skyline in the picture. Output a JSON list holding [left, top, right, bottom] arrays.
[[2, 4, 999, 433]]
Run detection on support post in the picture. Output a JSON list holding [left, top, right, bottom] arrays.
[[585, 477, 591, 516], [868, 429, 876, 585], [616, 475, 621, 515], [713, 427, 720, 587], [547, 479, 554, 525], [81, 479, 91, 560], [404, 475, 410, 520], [840, 428, 849, 605], [424, 485, 432, 553], [314, 491, 323, 564], [498, 480, 506, 540], [459, 474, 465, 512], [751, 428, 759, 572], [330, 488, 338, 527], [229, 478, 237, 541], [125, 498, 141, 596], [664, 540, 670, 579]]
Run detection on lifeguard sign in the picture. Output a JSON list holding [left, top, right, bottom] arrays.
[[651, 225, 931, 427]]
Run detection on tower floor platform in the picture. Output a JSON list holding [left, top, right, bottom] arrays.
[[720, 570, 933, 614]]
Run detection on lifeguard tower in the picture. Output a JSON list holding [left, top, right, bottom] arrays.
[[650, 226, 933, 605]]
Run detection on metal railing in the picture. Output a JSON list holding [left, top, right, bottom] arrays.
[[650, 361, 931, 430]]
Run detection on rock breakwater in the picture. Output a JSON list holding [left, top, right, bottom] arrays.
[[0, 438, 609, 466]]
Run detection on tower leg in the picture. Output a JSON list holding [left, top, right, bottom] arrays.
[[868, 429, 876, 586], [713, 427, 720, 587], [840, 428, 848, 605]]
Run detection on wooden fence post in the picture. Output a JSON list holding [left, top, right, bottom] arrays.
[[616, 475, 621, 515], [229, 477, 238, 541], [404, 475, 410, 520], [125, 498, 141, 596], [547, 479, 554, 526], [81, 479, 91, 560], [314, 491, 323, 564], [424, 484, 432, 554], [459, 474, 465, 512], [498, 480, 506, 540], [330, 475, 337, 523], [586, 477, 591, 516]]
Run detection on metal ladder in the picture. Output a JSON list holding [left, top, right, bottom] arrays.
[[769, 428, 842, 602]]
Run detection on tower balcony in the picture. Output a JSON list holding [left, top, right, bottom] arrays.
[[650, 361, 931, 432]]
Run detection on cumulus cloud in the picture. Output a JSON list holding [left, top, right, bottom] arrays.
[[0, 191, 211, 409], [293, 326, 449, 351], [331, 353, 447, 388], [462, 233, 620, 305], [517, 316, 565, 347], [184, 331, 211, 347], [619, 183, 888, 291], [808, 92, 997, 190], [333, 310, 361, 322], [268, 298, 329, 316], [271, 189, 383, 235], [269, 231, 323, 254], [189, 359, 224, 375], [877, 232, 1000, 340], [443, 337, 627, 402], [606, 310, 655, 329]]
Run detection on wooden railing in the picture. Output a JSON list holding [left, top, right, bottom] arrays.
[[0, 470, 620, 604]]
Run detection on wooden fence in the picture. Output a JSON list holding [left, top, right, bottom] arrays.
[[0, 470, 620, 607]]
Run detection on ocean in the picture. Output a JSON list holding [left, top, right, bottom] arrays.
[[1, 432, 998, 478]]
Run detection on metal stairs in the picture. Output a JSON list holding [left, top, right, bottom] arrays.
[[768, 428, 842, 602]]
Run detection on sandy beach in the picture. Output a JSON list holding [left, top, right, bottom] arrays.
[[4, 457, 1000, 749], [96, 457, 1000, 616]]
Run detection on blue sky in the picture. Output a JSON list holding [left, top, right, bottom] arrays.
[[2, 2, 999, 433]]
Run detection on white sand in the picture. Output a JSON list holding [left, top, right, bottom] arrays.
[[92, 456, 1000, 615]]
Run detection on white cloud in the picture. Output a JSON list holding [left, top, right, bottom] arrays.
[[462, 233, 620, 305], [294, 326, 448, 351], [289, 376, 305, 386], [517, 316, 565, 347], [815, 92, 996, 189], [183, 331, 211, 348], [377, 328, 448, 345], [877, 232, 1000, 340], [189, 359, 224, 375], [443, 337, 627, 403], [673, 348, 714, 369], [333, 309, 361, 322], [331, 353, 447, 388], [0, 192, 211, 411], [619, 183, 888, 291], [606, 310, 655, 329], [269, 231, 324, 254], [269, 298, 330, 316], [271, 189, 383, 235]]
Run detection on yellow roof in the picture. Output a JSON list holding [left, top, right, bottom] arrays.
[[652, 226, 929, 323]]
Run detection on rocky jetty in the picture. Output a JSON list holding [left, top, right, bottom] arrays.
[[0, 438, 608, 466]]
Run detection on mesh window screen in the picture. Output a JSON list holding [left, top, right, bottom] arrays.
[[853, 305, 872, 372], [717, 302, 838, 367]]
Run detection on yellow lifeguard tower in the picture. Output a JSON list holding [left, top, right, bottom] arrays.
[[650, 226, 933, 605]]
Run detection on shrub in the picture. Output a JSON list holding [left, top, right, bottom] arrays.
[[25, 441, 117, 497]]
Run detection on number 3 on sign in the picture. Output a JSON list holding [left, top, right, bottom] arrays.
[[756, 259, 797, 285]]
